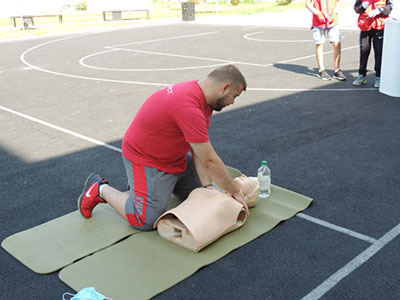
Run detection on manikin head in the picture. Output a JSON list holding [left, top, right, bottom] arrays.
[[233, 175, 260, 208]]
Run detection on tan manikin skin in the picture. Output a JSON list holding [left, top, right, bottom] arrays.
[[154, 175, 260, 252]]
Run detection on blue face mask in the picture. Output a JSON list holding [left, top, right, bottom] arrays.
[[62, 287, 112, 300]]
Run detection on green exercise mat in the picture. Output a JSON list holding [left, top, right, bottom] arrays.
[[59, 185, 312, 300], [1, 205, 139, 274], [1, 167, 240, 274]]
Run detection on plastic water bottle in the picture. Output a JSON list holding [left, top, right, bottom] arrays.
[[258, 160, 271, 198]]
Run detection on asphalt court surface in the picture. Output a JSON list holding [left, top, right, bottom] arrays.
[[1, 23, 399, 300]]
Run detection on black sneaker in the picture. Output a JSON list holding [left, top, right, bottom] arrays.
[[333, 69, 346, 81], [319, 70, 332, 81]]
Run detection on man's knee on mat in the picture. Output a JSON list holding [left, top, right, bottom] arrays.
[[126, 213, 158, 231]]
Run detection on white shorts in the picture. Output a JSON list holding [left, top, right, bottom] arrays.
[[312, 25, 341, 44]]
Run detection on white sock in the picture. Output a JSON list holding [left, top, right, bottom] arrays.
[[99, 184, 108, 198]]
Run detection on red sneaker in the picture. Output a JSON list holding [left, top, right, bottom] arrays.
[[78, 173, 108, 218]]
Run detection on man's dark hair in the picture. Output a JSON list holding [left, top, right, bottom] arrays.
[[207, 64, 247, 91]]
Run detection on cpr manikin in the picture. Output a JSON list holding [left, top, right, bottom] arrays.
[[154, 175, 260, 252]]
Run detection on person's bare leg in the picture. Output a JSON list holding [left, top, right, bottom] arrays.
[[333, 41, 341, 71], [101, 185, 129, 221], [316, 43, 325, 71]]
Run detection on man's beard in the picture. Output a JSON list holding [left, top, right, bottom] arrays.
[[212, 94, 229, 112]]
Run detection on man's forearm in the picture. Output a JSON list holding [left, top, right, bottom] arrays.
[[190, 141, 248, 212], [192, 151, 212, 186], [190, 142, 240, 195], [201, 153, 240, 196]]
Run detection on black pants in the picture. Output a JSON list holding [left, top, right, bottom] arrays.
[[358, 29, 384, 77]]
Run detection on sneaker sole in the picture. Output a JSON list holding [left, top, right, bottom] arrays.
[[319, 76, 332, 81], [352, 81, 366, 86], [333, 76, 346, 81], [77, 172, 97, 218]]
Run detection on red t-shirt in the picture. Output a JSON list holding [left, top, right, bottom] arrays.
[[122, 80, 213, 174]]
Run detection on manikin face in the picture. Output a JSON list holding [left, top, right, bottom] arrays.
[[212, 84, 243, 112], [234, 175, 258, 195], [233, 174, 259, 208]]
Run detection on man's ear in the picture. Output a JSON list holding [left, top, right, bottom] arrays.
[[220, 82, 231, 94]]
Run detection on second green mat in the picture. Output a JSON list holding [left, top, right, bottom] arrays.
[[59, 185, 312, 300]]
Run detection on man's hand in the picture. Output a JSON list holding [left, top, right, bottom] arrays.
[[232, 191, 249, 215], [368, 8, 381, 17], [204, 184, 249, 214], [204, 184, 220, 192]]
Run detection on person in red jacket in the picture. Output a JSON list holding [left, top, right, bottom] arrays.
[[353, 0, 393, 88], [77, 65, 249, 231], [306, 0, 346, 81]]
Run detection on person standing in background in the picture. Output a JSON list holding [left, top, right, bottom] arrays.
[[306, 0, 346, 81], [353, 0, 393, 88]]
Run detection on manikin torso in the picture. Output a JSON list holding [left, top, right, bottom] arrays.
[[155, 175, 259, 252]]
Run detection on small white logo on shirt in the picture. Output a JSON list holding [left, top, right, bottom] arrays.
[[166, 85, 174, 94]]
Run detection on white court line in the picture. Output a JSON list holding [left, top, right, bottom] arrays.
[[20, 29, 368, 92], [244, 31, 311, 43], [108, 31, 221, 48], [247, 87, 377, 92], [19, 34, 170, 87], [300, 222, 400, 300], [79, 48, 227, 72], [276, 45, 359, 65], [297, 213, 377, 244], [106, 47, 269, 67], [108, 45, 359, 69], [81, 45, 362, 74], [241, 26, 264, 31], [0, 104, 122, 153]]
